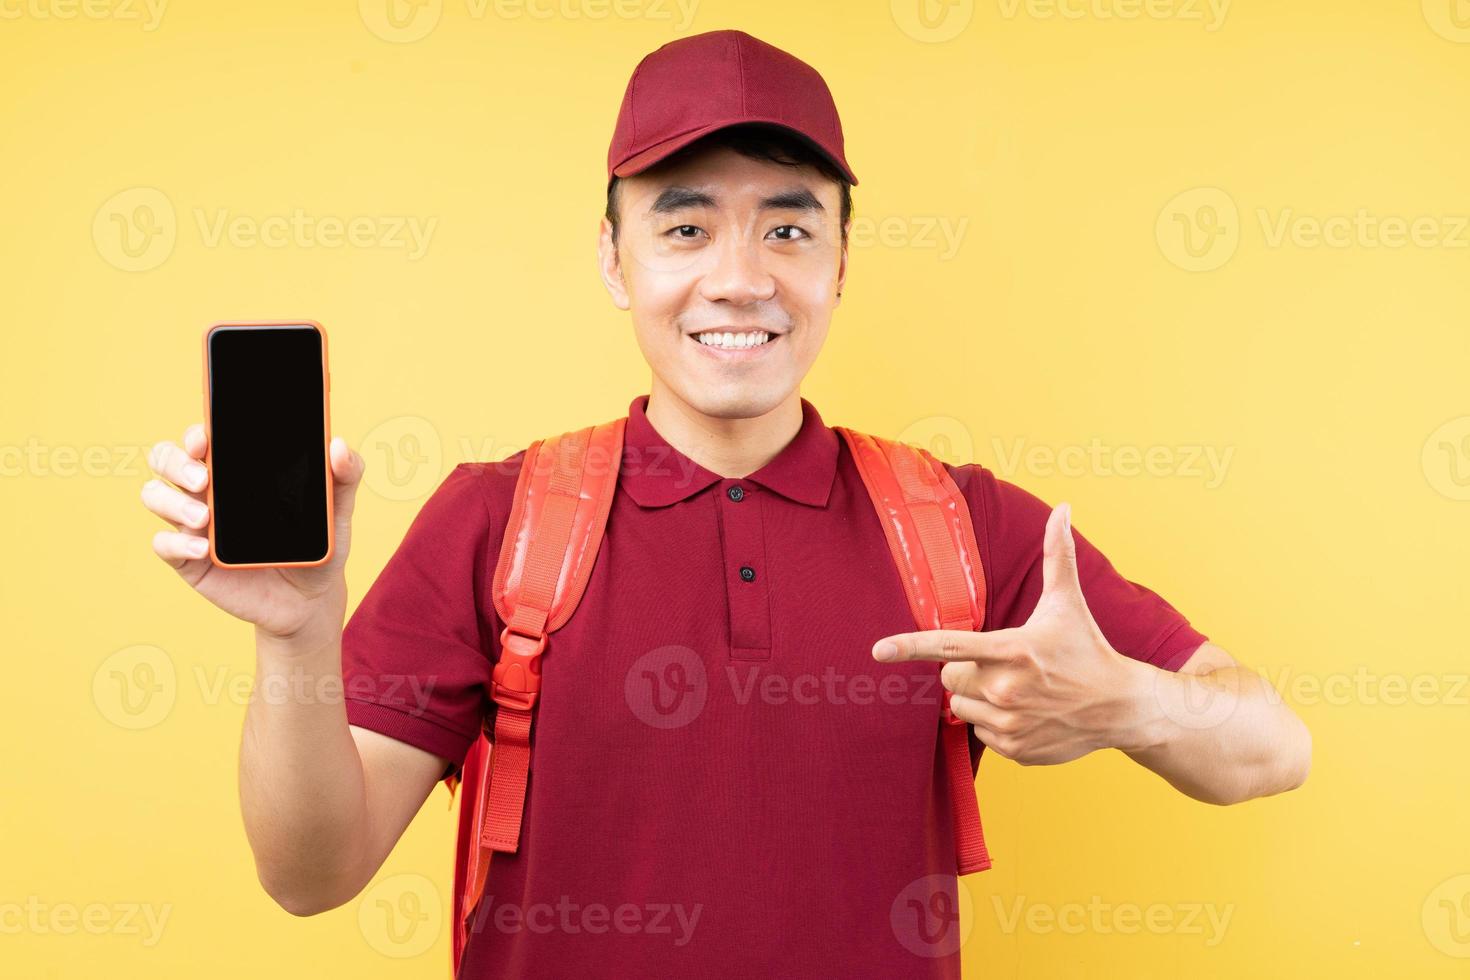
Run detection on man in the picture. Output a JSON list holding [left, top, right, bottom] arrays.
[[143, 28, 1309, 979]]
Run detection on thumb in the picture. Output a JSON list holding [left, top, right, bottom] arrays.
[[1039, 502, 1082, 605], [329, 436, 365, 526]]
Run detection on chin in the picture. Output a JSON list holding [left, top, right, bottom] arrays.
[[674, 380, 792, 421]]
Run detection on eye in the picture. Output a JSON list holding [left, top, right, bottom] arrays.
[[665, 224, 704, 240], [768, 225, 808, 242]]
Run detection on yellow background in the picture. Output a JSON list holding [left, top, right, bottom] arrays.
[[3, 0, 1467, 975]]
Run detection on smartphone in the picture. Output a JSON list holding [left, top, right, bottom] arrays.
[[202, 321, 333, 568]]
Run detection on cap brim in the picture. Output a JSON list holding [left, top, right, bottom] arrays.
[[610, 116, 858, 187]]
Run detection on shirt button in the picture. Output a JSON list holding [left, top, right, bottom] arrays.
[[727, 485, 745, 502], [739, 565, 756, 582]]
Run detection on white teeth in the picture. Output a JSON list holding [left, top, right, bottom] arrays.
[[696, 330, 772, 350]]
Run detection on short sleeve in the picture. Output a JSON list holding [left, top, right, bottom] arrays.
[[955, 464, 1208, 673], [342, 462, 497, 780]]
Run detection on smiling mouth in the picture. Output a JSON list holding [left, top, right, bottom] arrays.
[[687, 329, 781, 351]]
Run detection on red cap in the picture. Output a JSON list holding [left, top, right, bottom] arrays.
[[607, 29, 858, 188]]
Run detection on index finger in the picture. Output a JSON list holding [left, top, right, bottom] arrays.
[[183, 423, 207, 460], [872, 627, 1017, 664]]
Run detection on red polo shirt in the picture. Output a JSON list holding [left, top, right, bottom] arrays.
[[341, 393, 1207, 978]]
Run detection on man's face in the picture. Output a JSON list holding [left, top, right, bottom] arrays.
[[598, 145, 849, 421]]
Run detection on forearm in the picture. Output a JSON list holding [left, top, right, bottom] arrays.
[[1116, 660, 1312, 806], [239, 625, 371, 915]]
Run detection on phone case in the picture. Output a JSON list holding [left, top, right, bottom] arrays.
[[201, 320, 334, 569]]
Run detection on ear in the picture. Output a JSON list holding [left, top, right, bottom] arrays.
[[834, 219, 850, 306], [598, 216, 631, 311]]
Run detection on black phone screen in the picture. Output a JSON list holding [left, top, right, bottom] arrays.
[[207, 325, 330, 565]]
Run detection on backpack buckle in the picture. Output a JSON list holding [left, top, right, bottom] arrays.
[[941, 687, 965, 726], [492, 625, 547, 711]]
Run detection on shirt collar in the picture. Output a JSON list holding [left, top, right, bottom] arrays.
[[619, 393, 839, 509]]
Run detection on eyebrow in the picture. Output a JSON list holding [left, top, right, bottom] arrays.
[[647, 186, 827, 216]]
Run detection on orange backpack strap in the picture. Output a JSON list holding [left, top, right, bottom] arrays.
[[448, 417, 625, 974], [834, 426, 993, 876]]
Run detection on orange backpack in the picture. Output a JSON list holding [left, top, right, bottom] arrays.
[[442, 416, 992, 974]]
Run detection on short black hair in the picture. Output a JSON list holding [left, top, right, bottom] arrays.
[[605, 121, 853, 248]]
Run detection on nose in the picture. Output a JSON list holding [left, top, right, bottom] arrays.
[[698, 222, 776, 306]]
